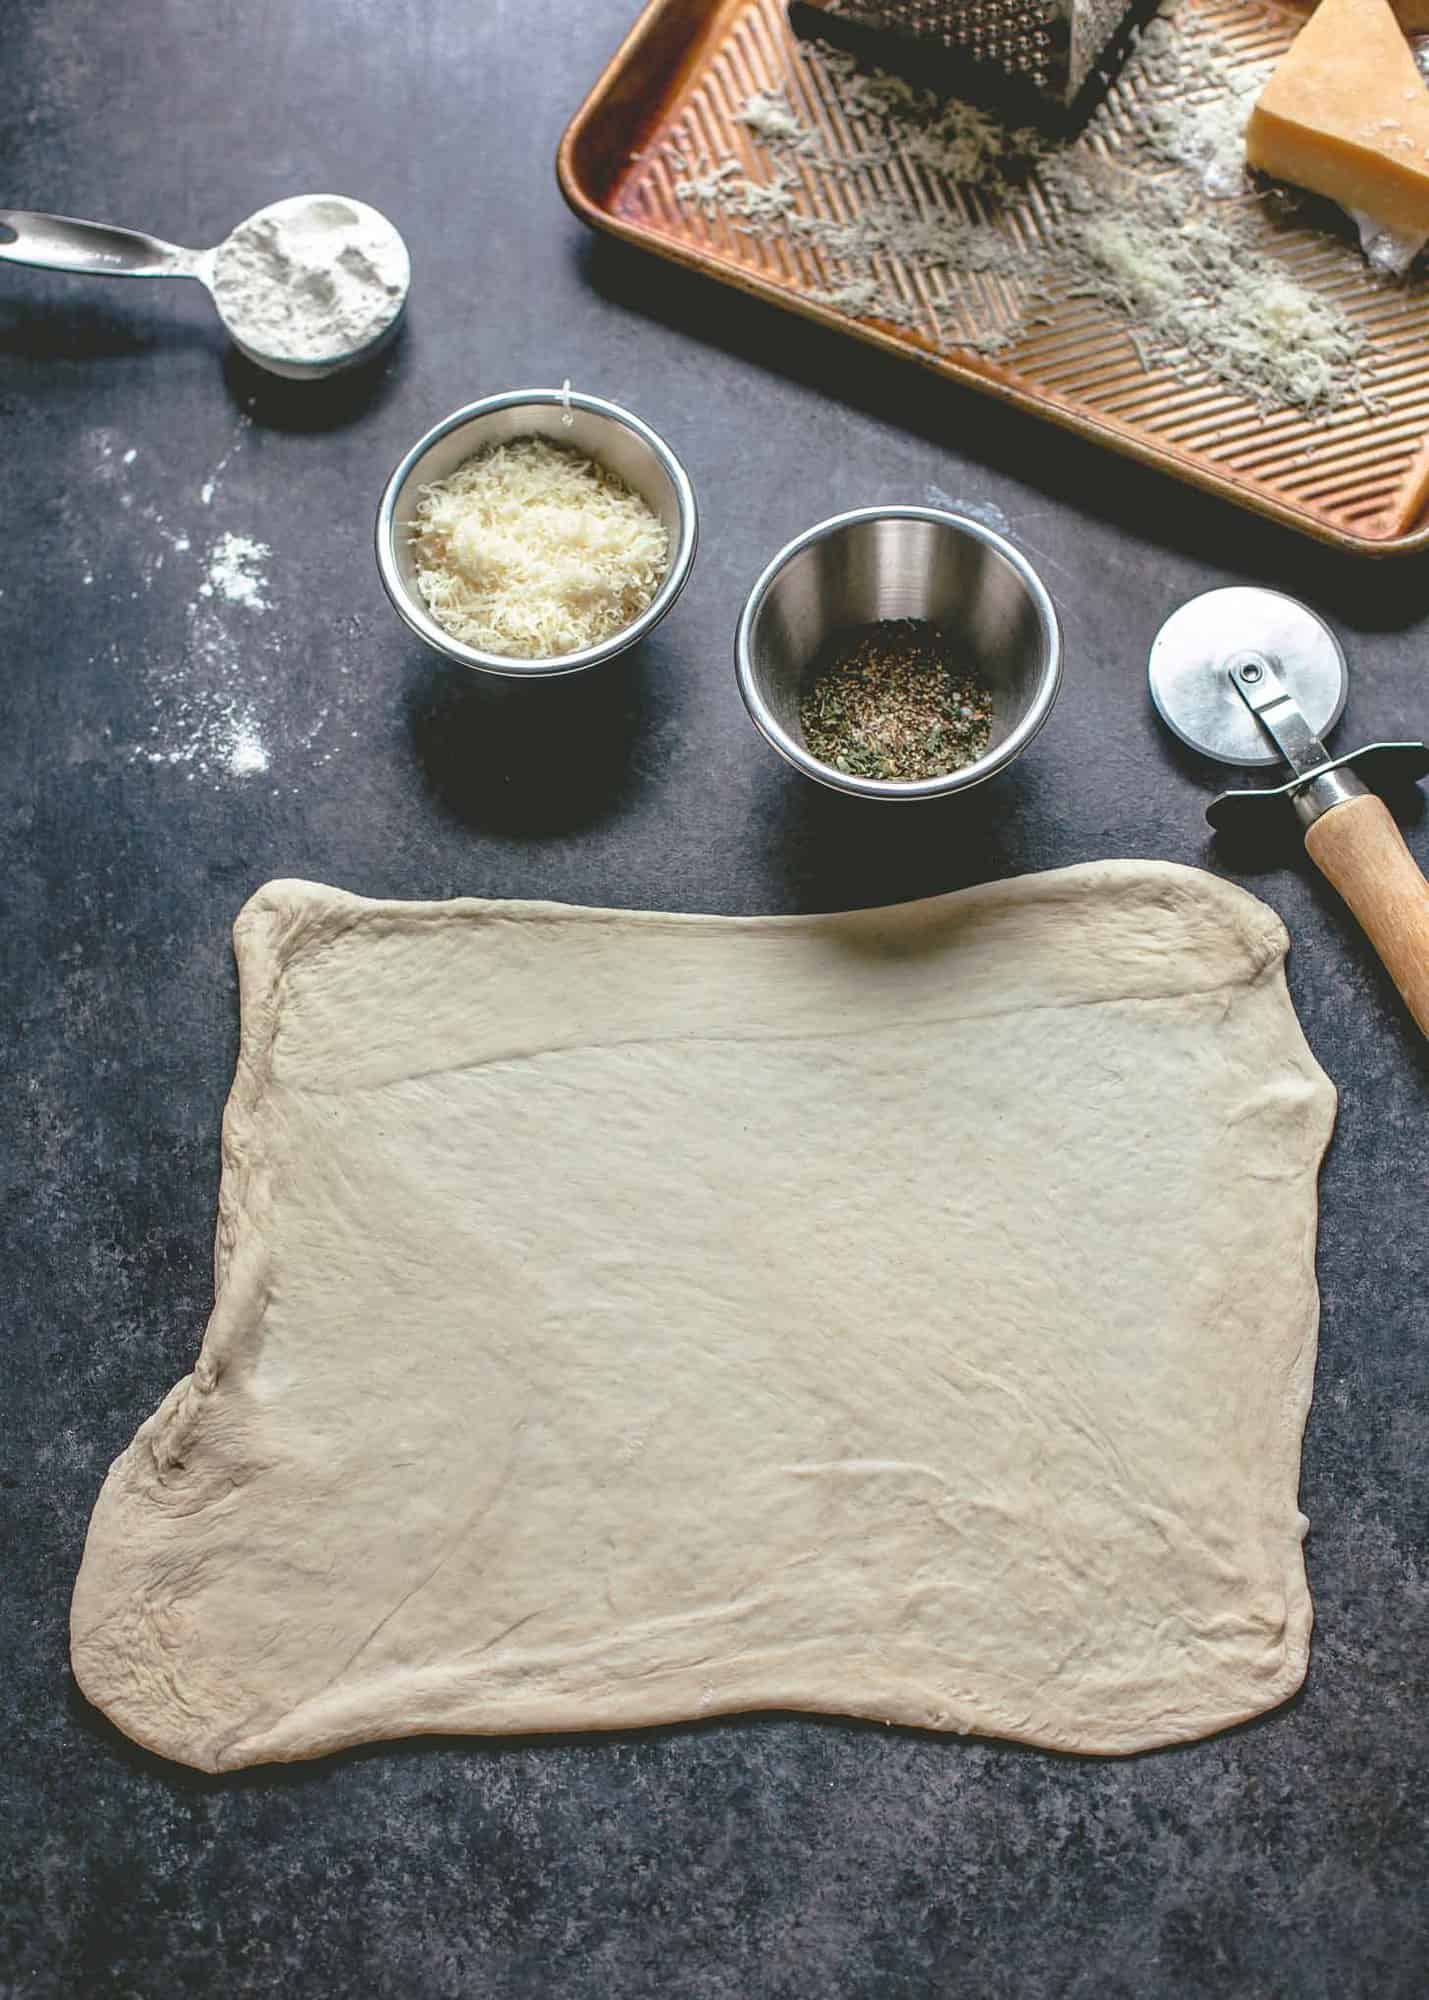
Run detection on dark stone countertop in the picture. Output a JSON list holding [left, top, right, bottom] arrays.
[[2, 1, 1426, 1993]]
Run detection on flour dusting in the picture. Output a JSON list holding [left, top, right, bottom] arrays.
[[132, 508, 279, 783], [83, 417, 343, 787], [140, 693, 272, 782], [926, 486, 1012, 535], [199, 532, 270, 611], [227, 720, 271, 777]]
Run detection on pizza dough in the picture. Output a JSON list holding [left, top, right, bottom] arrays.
[[70, 864, 1336, 1772]]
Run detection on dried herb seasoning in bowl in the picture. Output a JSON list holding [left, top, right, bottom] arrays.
[[799, 619, 994, 783]]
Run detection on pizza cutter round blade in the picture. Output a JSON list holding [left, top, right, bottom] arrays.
[[1148, 585, 1429, 1040], [1148, 586, 1348, 768]]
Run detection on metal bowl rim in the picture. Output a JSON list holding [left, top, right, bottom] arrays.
[[734, 505, 1063, 801], [374, 387, 699, 678]]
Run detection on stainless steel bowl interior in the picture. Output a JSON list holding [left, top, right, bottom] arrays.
[[737, 508, 1061, 799], [376, 389, 698, 677]]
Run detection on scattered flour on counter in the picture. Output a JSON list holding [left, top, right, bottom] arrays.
[[227, 719, 271, 776], [198, 413, 251, 510], [79, 415, 345, 788], [137, 572, 276, 783], [199, 532, 270, 610], [140, 695, 271, 781], [926, 487, 1012, 535], [132, 560, 336, 787], [129, 510, 282, 783]]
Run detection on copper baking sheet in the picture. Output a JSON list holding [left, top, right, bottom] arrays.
[[558, 0, 1429, 554]]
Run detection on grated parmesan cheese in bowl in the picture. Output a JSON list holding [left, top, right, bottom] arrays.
[[411, 438, 668, 659], [376, 390, 698, 678]]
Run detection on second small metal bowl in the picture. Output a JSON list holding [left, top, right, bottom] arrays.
[[735, 507, 1062, 801], [375, 388, 698, 679]]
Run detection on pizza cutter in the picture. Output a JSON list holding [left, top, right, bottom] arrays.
[[1150, 587, 1429, 1036]]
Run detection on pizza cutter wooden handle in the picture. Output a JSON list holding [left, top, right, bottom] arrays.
[[1303, 793, 1429, 1036]]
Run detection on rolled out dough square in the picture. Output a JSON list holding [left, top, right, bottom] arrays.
[[71, 863, 1335, 1771]]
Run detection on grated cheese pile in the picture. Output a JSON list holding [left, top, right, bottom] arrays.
[[1066, 185, 1365, 410], [411, 438, 669, 659]]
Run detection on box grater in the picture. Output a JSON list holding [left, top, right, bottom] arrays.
[[791, 0, 1137, 107]]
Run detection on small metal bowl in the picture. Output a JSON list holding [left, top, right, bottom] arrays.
[[735, 506, 1062, 801], [375, 388, 698, 679]]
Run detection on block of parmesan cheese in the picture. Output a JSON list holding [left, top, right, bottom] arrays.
[[1247, 0, 1429, 237]]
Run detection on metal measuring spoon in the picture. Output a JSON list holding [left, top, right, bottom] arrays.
[[1150, 586, 1429, 1037], [0, 195, 410, 381]]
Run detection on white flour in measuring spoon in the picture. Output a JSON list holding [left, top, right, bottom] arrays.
[[210, 194, 410, 377]]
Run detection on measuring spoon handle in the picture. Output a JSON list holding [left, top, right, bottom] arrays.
[[1304, 793, 1429, 1037], [0, 210, 201, 280]]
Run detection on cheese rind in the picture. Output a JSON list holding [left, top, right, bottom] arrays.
[[1247, 0, 1429, 237]]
